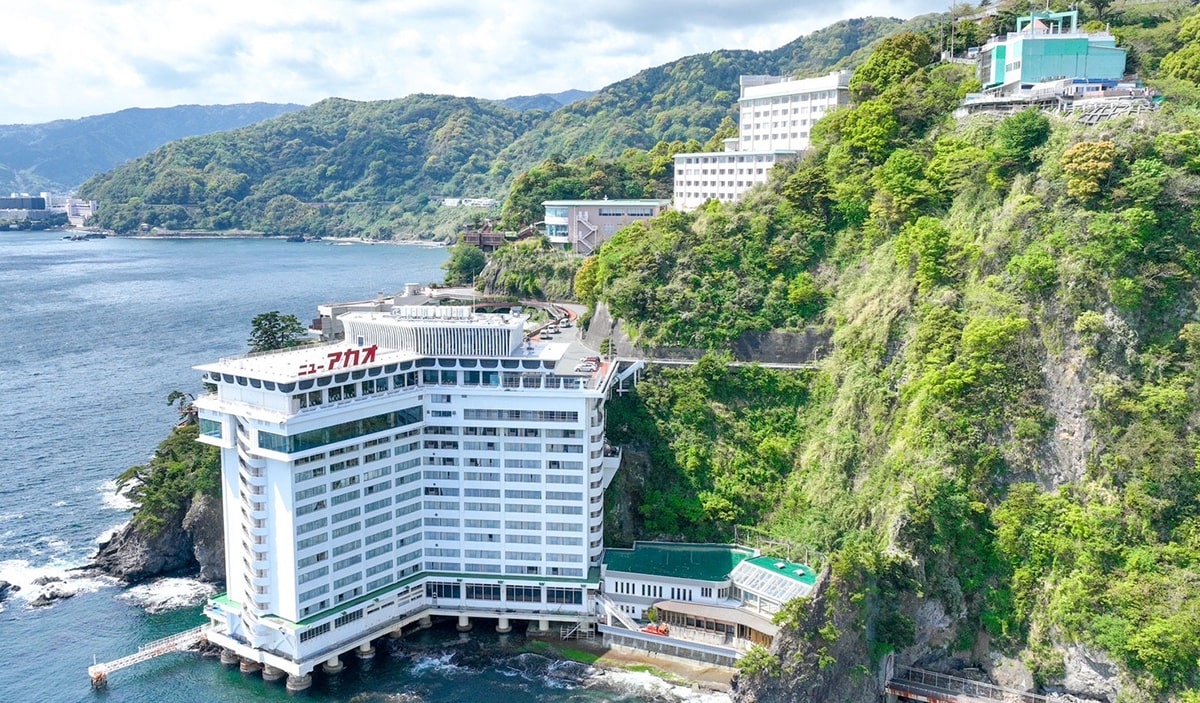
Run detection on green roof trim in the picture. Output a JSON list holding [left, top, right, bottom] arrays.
[[209, 566, 601, 629], [744, 555, 818, 586], [603, 541, 755, 582]]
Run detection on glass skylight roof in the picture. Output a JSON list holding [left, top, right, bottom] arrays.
[[731, 556, 817, 603]]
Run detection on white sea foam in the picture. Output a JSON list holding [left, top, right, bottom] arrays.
[[409, 651, 466, 676], [95, 522, 129, 545], [0, 558, 117, 610], [589, 668, 733, 703], [118, 577, 216, 613], [98, 479, 136, 512]]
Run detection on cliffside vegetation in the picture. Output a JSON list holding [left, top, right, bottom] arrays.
[[114, 423, 220, 535], [595, 5, 1200, 700]]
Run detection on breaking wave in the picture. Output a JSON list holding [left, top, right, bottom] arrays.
[[118, 577, 216, 613]]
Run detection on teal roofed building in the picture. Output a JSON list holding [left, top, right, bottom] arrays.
[[978, 10, 1126, 95], [599, 541, 819, 655]]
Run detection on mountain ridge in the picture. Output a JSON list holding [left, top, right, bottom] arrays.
[[0, 102, 305, 194]]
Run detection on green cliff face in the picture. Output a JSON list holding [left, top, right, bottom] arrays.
[[596, 23, 1200, 703]]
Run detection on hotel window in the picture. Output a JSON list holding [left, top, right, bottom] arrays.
[[506, 585, 541, 602], [426, 582, 461, 599], [466, 584, 501, 600], [547, 587, 583, 605], [199, 418, 222, 437]]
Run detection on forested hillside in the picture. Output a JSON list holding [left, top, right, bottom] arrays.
[[590, 7, 1200, 702], [79, 96, 543, 238], [0, 103, 302, 194], [78, 16, 913, 238]]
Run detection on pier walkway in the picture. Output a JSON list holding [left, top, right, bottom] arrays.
[[89, 625, 206, 688], [886, 665, 1049, 703]]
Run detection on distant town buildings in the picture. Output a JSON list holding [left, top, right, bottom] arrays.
[[64, 197, 99, 226], [0, 194, 51, 223], [542, 199, 671, 256], [672, 71, 851, 212], [0, 192, 98, 226]]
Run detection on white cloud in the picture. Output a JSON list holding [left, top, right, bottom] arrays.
[[1, 0, 950, 124]]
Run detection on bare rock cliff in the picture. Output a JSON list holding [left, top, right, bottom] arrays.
[[92, 492, 225, 584]]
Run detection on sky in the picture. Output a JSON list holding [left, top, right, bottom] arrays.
[[3, 0, 952, 125]]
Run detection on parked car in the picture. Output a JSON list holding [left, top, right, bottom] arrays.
[[574, 362, 598, 373], [582, 356, 600, 365]]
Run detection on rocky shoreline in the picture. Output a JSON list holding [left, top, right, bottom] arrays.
[[90, 492, 225, 586]]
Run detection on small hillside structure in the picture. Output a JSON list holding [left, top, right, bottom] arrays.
[[542, 199, 670, 255]]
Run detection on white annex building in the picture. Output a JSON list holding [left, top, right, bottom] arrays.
[[673, 70, 851, 211], [194, 306, 623, 689]]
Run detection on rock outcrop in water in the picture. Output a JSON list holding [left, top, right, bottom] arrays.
[[92, 492, 224, 584]]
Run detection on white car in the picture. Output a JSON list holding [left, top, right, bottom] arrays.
[[574, 362, 597, 373]]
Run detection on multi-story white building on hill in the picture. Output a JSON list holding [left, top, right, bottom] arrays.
[[673, 71, 851, 211], [735, 71, 852, 153], [194, 306, 621, 689]]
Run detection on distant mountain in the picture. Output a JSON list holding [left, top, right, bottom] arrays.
[[79, 96, 541, 237], [79, 16, 923, 238], [499, 89, 597, 112], [0, 103, 305, 193]]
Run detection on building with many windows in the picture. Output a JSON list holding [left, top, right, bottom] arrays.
[[735, 71, 852, 153], [673, 71, 851, 211], [976, 10, 1126, 95], [542, 199, 671, 255], [195, 306, 622, 689]]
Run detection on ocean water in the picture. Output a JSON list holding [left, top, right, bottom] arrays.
[[0, 233, 675, 703]]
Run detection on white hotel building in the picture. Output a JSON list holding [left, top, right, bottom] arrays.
[[194, 307, 620, 689], [673, 70, 851, 211]]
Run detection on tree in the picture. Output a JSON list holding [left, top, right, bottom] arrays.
[[849, 32, 933, 100], [1087, 0, 1114, 20], [248, 311, 307, 352], [704, 116, 739, 151], [442, 241, 487, 285], [166, 390, 197, 426], [1061, 141, 1118, 201]]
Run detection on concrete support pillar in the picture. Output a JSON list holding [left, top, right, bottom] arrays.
[[219, 649, 239, 665], [355, 642, 376, 659], [527, 619, 552, 636], [496, 616, 512, 634], [322, 655, 344, 675], [418, 614, 433, 629], [389, 626, 406, 639], [286, 674, 313, 692], [239, 658, 262, 673], [456, 614, 473, 632], [261, 665, 285, 682]]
